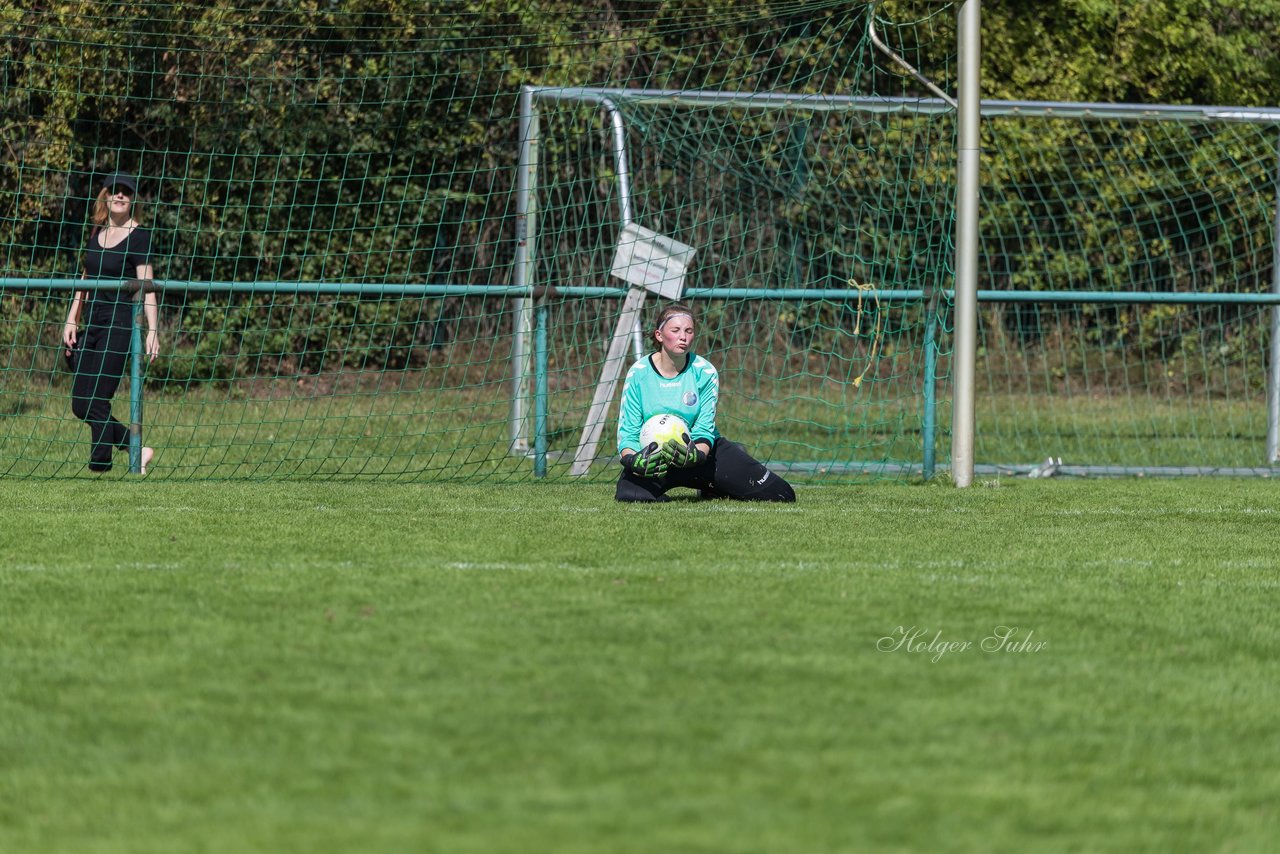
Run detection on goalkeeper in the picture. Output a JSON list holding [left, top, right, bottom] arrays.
[[615, 303, 795, 503]]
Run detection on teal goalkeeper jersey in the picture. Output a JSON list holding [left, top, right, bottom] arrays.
[[617, 353, 720, 452]]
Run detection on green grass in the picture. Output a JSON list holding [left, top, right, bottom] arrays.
[[2, 479, 1279, 853], [3, 374, 1274, 480]]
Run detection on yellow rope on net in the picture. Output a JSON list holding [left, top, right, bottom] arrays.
[[849, 277, 884, 388]]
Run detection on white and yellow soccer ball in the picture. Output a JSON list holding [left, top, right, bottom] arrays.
[[639, 413, 690, 449]]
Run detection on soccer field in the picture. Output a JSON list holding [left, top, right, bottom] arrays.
[[2, 478, 1278, 853]]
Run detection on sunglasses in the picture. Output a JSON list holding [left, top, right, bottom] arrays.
[[107, 186, 135, 197]]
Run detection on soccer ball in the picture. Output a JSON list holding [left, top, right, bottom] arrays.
[[640, 413, 690, 449]]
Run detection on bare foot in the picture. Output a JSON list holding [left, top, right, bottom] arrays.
[[141, 446, 154, 475]]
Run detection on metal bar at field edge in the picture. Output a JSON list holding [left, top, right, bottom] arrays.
[[922, 295, 939, 481], [129, 288, 144, 474], [1268, 129, 1280, 463], [534, 302, 549, 478], [11, 279, 1280, 305], [525, 87, 1280, 125], [866, 1, 957, 108], [773, 462, 1280, 478], [518, 89, 643, 461], [971, 290, 1280, 304], [951, 0, 981, 488], [547, 93, 644, 358], [596, 97, 645, 361], [510, 87, 538, 454]]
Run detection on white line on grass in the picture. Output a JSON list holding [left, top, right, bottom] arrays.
[[446, 562, 536, 571]]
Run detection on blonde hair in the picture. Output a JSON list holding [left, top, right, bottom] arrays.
[[651, 303, 696, 348], [90, 186, 143, 229]]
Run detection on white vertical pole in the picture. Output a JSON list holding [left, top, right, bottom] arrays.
[[1266, 131, 1280, 463], [569, 98, 646, 474], [571, 286, 648, 476], [511, 87, 539, 454], [951, 0, 980, 486], [599, 99, 647, 363]]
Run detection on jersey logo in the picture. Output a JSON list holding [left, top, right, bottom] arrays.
[[683, 391, 698, 406]]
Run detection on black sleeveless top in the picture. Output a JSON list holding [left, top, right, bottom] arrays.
[[82, 227, 152, 326]]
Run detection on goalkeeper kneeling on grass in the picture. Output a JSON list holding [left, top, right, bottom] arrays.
[[615, 303, 795, 503]]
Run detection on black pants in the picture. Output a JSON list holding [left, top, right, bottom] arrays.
[[70, 321, 132, 471], [616, 437, 796, 503]]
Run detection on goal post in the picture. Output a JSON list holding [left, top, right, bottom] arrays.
[[514, 87, 1280, 482], [512, 86, 966, 481], [1268, 130, 1280, 464], [951, 0, 981, 487], [515, 1, 983, 484]]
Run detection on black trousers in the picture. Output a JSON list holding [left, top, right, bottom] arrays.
[[70, 321, 132, 471], [616, 437, 796, 503]]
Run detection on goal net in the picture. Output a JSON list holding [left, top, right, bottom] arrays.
[[974, 104, 1280, 475], [1, 1, 962, 480], [9, 3, 1276, 483], [520, 90, 956, 479]]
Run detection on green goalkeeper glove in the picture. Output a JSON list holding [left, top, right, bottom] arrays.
[[664, 436, 707, 468], [624, 442, 670, 478]]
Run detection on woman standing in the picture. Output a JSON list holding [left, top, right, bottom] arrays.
[[615, 303, 795, 503], [62, 173, 159, 473]]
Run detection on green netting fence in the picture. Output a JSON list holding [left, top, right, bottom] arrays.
[[4, 2, 1280, 482], [976, 102, 1280, 476], [2, 1, 965, 480]]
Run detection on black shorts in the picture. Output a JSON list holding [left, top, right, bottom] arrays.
[[615, 437, 796, 503]]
